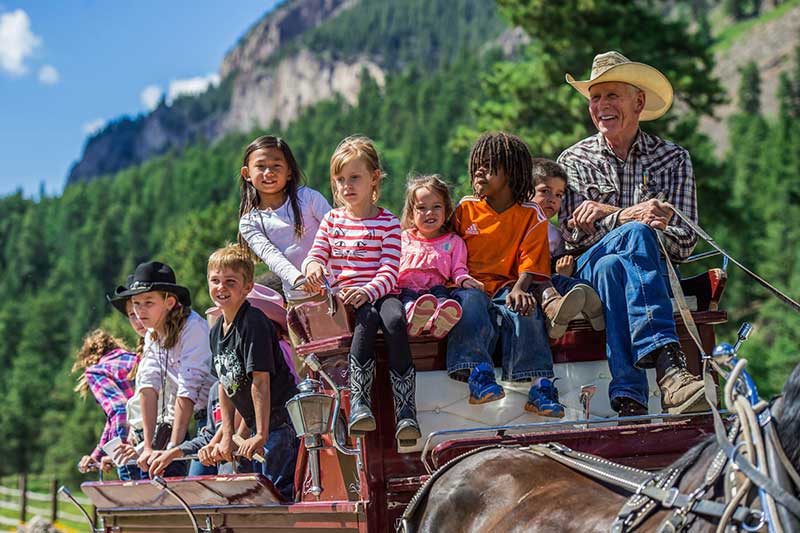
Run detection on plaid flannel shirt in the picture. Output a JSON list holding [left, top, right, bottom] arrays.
[[557, 130, 698, 262], [86, 349, 138, 460]]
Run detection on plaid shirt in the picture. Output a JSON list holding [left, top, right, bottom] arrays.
[[557, 130, 698, 261], [86, 349, 139, 460]]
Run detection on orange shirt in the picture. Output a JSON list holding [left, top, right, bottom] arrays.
[[454, 196, 551, 296]]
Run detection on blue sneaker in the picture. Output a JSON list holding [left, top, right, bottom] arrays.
[[468, 363, 505, 404], [525, 379, 565, 418]]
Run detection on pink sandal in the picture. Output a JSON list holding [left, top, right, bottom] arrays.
[[406, 294, 438, 337], [428, 299, 463, 339]]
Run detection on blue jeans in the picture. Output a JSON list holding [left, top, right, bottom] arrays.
[[252, 423, 298, 502], [117, 464, 142, 481], [574, 223, 678, 406], [550, 274, 584, 295], [446, 286, 554, 382]]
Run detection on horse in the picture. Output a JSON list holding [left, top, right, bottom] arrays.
[[402, 359, 800, 532]]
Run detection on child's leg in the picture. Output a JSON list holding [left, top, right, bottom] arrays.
[[428, 285, 463, 339], [551, 274, 605, 331], [492, 286, 564, 418], [400, 289, 437, 337], [348, 302, 381, 435], [375, 296, 421, 445], [531, 280, 585, 339], [255, 422, 298, 502]]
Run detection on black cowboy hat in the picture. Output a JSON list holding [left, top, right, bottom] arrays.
[[114, 261, 192, 308], [107, 274, 135, 315]]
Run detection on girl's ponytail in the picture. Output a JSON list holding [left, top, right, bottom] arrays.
[[73, 329, 128, 398]]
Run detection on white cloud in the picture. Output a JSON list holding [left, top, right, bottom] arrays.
[[83, 118, 106, 136], [140, 84, 163, 111], [166, 73, 220, 104], [0, 9, 41, 75], [38, 64, 58, 84]]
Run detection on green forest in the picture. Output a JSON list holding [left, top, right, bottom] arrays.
[[0, 0, 799, 487]]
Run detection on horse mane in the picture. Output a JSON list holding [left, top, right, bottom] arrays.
[[776, 361, 800, 471]]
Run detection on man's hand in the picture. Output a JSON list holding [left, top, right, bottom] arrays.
[[303, 262, 326, 293], [506, 287, 534, 315], [555, 256, 575, 277], [619, 199, 673, 230], [212, 435, 235, 463], [568, 200, 620, 234], [237, 434, 267, 461]]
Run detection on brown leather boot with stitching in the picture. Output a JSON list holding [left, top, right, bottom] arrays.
[[534, 284, 585, 339], [656, 344, 710, 414]]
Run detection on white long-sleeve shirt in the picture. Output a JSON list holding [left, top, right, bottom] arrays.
[[239, 187, 331, 299], [127, 311, 213, 429]]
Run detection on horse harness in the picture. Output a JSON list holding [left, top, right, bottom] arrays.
[[522, 437, 762, 532]]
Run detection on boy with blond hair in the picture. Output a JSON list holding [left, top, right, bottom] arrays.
[[206, 244, 298, 500]]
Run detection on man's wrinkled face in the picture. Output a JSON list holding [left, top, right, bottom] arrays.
[[588, 82, 645, 142]]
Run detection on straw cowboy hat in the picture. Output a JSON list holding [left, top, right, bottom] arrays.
[[205, 283, 288, 334], [566, 51, 673, 121], [115, 261, 192, 307]]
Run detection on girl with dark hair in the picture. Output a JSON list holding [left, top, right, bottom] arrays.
[[237, 135, 331, 305]]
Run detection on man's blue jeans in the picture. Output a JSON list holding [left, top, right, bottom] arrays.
[[574, 223, 678, 406], [446, 286, 554, 382]]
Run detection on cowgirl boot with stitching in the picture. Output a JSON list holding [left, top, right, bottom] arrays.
[[533, 284, 585, 339], [348, 354, 376, 436], [390, 366, 422, 446]]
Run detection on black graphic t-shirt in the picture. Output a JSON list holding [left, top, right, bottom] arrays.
[[210, 301, 297, 431]]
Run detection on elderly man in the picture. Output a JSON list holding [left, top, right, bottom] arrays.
[[557, 51, 707, 417]]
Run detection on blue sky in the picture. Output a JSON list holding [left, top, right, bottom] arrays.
[[0, 1, 279, 198]]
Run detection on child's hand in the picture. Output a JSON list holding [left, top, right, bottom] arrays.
[[341, 287, 369, 308], [198, 444, 217, 466], [237, 434, 267, 461], [212, 435, 235, 463], [149, 448, 183, 477], [506, 287, 534, 315], [136, 447, 155, 472], [99, 456, 115, 472], [556, 256, 575, 277], [461, 277, 484, 291], [78, 455, 97, 473], [303, 263, 326, 293], [113, 443, 139, 467]]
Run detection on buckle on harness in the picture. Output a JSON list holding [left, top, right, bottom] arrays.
[[663, 488, 680, 508]]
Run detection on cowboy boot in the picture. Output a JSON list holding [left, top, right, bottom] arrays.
[[533, 284, 585, 339], [574, 283, 605, 331], [348, 354, 376, 436], [656, 343, 710, 414], [390, 366, 422, 446]]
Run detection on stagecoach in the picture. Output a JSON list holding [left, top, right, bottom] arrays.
[[68, 264, 732, 532]]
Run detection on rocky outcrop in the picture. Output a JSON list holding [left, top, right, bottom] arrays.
[[224, 48, 384, 131], [700, 5, 800, 156], [68, 0, 367, 184]]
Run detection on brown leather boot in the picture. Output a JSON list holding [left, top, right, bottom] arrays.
[[655, 344, 709, 414], [574, 284, 605, 331], [535, 284, 585, 339], [611, 397, 649, 425]]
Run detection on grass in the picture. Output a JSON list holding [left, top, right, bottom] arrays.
[[0, 476, 87, 533], [713, 0, 800, 52]]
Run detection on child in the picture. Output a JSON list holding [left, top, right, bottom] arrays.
[[531, 158, 604, 332], [237, 135, 331, 303], [206, 244, 298, 501], [113, 261, 214, 478], [73, 329, 139, 480], [302, 135, 420, 446], [448, 132, 582, 418], [398, 174, 483, 338]]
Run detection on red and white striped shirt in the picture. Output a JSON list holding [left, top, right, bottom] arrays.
[[303, 207, 402, 302]]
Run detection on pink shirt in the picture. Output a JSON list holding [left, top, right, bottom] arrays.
[[398, 230, 472, 292]]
